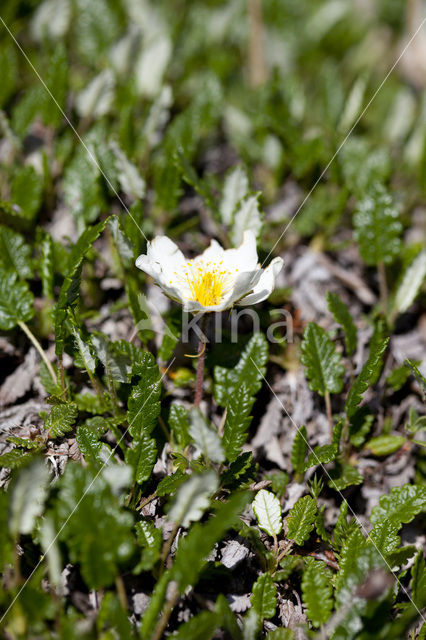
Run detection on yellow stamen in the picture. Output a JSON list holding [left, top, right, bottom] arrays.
[[182, 260, 231, 307]]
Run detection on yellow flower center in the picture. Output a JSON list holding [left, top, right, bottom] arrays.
[[180, 260, 233, 307]]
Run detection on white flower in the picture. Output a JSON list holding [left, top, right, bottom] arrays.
[[135, 230, 283, 313]]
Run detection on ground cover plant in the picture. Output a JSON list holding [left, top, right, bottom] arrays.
[[0, 0, 426, 638]]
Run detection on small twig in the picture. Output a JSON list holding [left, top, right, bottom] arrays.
[[115, 574, 128, 610], [18, 320, 57, 387], [137, 492, 158, 511], [160, 520, 180, 570]]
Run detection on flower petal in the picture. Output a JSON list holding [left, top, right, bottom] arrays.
[[221, 230, 258, 273], [239, 257, 284, 305]]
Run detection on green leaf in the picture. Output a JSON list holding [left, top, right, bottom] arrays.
[[45, 402, 78, 438], [265, 630, 294, 640], [140, 570, 172, 639], [301, 322, 345, 396], [370, 484, 426, 528], [172, 491, 249, 593], [291, 425, 308, 474], [365, 435, 405, 456], [9, 458, 50, 536], [214, 333, 268, 406], [92, 332, 130, 383], [301, 558, 333, 627], [0, 224, 33, 279], [125, 432, 157, 484], [345, 335, 389, 418], [215, 594, 242, 640], [303, 444, 338, 471], [406, 359, 426, 401], [222, 384, 255, 462], [0, 268, 34, 330], [328, 463, 363, 491], [11, 166, 43, 226], [97, 592, 133, 640], [167, 470, 219, 527], [168, 403, 190, 448], [76, 425, 112, 468], [55, 464, 134, 590], [251, 573, 277, 620], [188, 408, 225, 464], [127, 352, 162, 438], [392, 249, 426, 316], [157, 470, 186, 497], [368, 519, 400, 555], [54, 219, 109, 356], [353, 183, 402, 266], [62, 148, 104, 228], [326, 291, 357, 356], [411, 551, 426, 608], [252, 489, 282, 537], [286, 495, 317, 545], [135, 519, 162, 571], [38, 231, 55, 299], [0, 449, 35, 469], [172, 611, 219, 640], [70, 321, 97, 374]]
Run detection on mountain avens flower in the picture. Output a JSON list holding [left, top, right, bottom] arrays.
[[136, 230, 283, 313]]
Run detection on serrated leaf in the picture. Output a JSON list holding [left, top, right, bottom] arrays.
[[54, 219, 109, 356], [223, 384, 255, 462], [0, 268, 34, 330], [214, 333, 268, 405], [291, 426, 307, 474], [11, 166, 43, 225], [252, 489, 282, 537], [110, 141, 146, 201], [172, 491, 249, 593], [368, 519, 400, 556], [303, 444, 338, 471], [167, 470, 219, 527], [108, 216, 134, 266], [326, 291, 357, 356], [45, 402, 78, 438], [328, 463, 363, 491], [302, 558, 333, 627], [92, 332, 130, 383], [251, 573, 277, 620], [353, 183, 402, 266], [70, 321, 97, 374], [9, 458, 50, 536], [188, 408, 225, 464], [135, 519, 162, 571], [76, 425, 112, 468], [127, 352, 161, 438], [0, 224, 33, 279], [286, 495, 317, 545], [125, 432, 157, 484], [156, 470, 186, 497], [220, 166, 249, 226], [301, 322, 345, 396], [345, 335, 389, 418], [370, 484, 426, 528], [169, 403, 190, 448], [392, 250, 426, 316], [0, 449, 35, 469], [411, 551, 426, 608], [231, 193, 263, 246], [365, 435, 405, 456]]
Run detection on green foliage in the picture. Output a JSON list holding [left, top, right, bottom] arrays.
[[301, 558, 333, 627], [125, 431, 157, 484], [301, 322, 345, 396], [44, 402, 78, 438], [326, 291, 357, 356], [252, 489, 282, 537], [168, 403, 190, 448], [167, 470, 219, 527], [286, 495, 317, 545], [127, 352, 162, 438], [188, 408, 225, 464], [370, 484, 426, 528], [0, 268, 34, 330], [291, 426, 308, 474], [353, 183, 402, 266], [0, 224, 33, 279], [251, 573, 277, 620], [365, 434, 405, 456], [172, 491, 250, 593], [214, 333, 268, 405], [222, 384, 255, 462]]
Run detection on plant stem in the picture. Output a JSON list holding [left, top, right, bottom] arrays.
[[150, 585, 179, 640], [58, 354, 66, 398], [247, 0, 267, 87], [160, 520, 180, 570], [18, 320, 57, 387], [324, 391, 333, 440], [194, 315, 208, 407], [115, 574, 128, 610], [377, 261, 388, 313]]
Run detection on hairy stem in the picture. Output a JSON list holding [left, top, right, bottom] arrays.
[[324, 391, 333, 440], [18, 320, 57, 387], [194, 315, 208, 407]]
